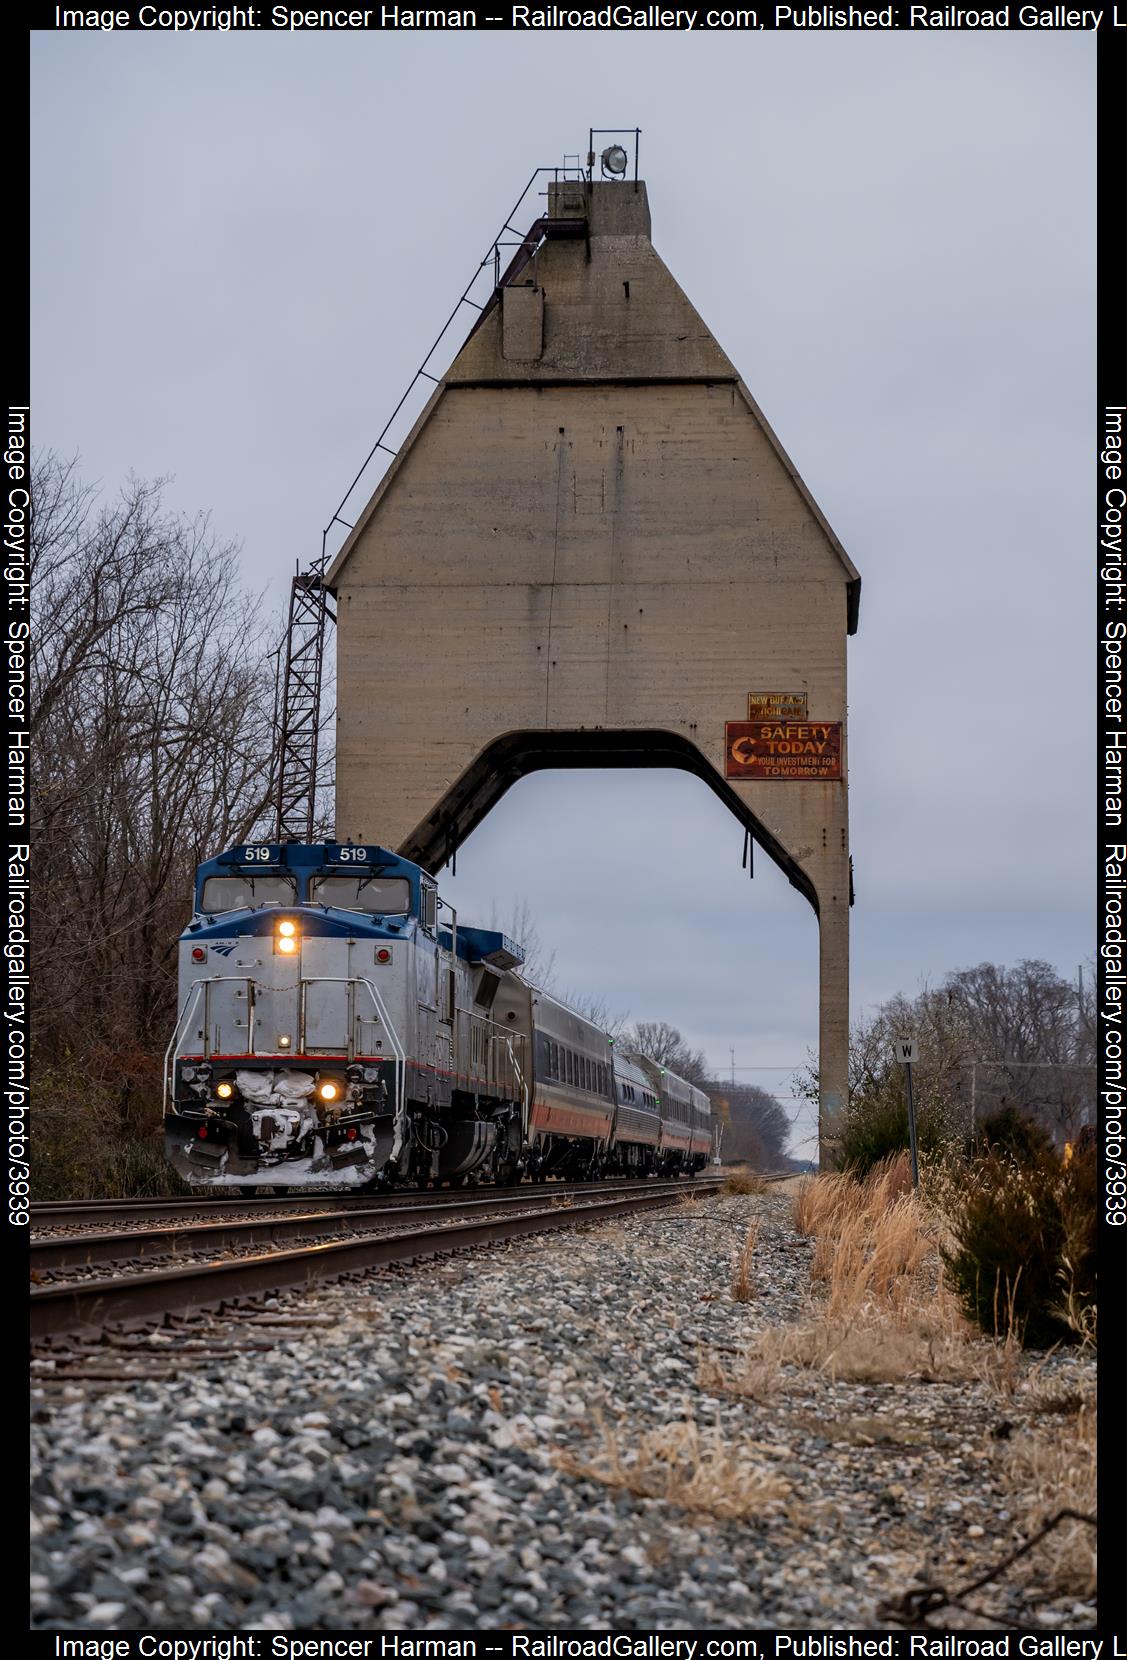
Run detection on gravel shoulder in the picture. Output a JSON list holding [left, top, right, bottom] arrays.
[[30, 1188, 1096, 1631]]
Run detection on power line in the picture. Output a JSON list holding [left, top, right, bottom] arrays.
[[708, 1063, 804, 1071]]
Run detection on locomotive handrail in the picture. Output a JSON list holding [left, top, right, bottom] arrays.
[[162, 975, 257, 1111], [163, 981, 203, 1112], [479, 1024, 528, 1106], [502, 1037, 530, 1145], [355, 976, 408, 1164]]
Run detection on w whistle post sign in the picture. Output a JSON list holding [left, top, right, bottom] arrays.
[[724, 720, 842, 781]]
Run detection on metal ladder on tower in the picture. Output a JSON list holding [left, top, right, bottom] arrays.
[[271, 147, 622, 846], [274, 559, 334, 844]]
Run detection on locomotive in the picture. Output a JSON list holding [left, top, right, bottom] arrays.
[[164, 840, 713, 1190]]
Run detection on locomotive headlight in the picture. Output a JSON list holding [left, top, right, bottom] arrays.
[[216, 1081, 235, 1100], [275, 918, 299, 955], [278, 1034, 292, 1050], [318, 1081, 340, 1103]]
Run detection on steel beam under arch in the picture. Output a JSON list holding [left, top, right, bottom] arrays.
[[398, 727, 818, 911]]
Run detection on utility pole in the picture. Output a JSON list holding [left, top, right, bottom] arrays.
[[730, 1047, 736, 1088]]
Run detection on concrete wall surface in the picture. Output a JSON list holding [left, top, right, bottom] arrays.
[[327, 178, 859, 1161]]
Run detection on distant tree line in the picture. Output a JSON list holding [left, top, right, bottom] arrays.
[[798, 958, 1095, 1152], [620, 1020, 792, 1169]]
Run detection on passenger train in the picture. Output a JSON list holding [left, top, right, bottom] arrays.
[[164, 841, 714, 1190]]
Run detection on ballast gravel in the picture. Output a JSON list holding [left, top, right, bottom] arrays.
[[29, 1188, 1096, 1632]]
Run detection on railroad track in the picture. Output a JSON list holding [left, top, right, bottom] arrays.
[[31, 1174, 716, 1232], [31, 1176, 725, 1342], [31, 1178, 715, 1269]]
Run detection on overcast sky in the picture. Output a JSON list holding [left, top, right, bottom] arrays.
[[30, 31, 1095, 1155]]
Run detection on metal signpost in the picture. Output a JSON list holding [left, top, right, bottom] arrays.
[[894, 1038, 920, 1189]]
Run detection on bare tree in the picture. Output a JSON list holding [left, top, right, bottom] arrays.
[[488, 897, 558, 994], [31, 453, 279, 1139], [558, 986, 629, 1039], [625, 1021, 710, 1087], [796, 958, 1096, 1149]]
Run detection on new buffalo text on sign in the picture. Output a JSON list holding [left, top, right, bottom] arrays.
[[747, 692, 808, 721]]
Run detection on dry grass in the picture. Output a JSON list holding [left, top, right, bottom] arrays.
[[1023, 1375, 1095, 1418], [724, 1167, 767, 1195], [702, 1299, 975, 1388], [1005, 1400, 1096, 1595], [697, 1344, 781, 1400], [554, 1410, 792, 1521], [730, 1220, 761, 1302], [792, 1154, 912, 1242], [708, 1156, 1092, 1398], [797, 1155, 933, 1324], [811, 1197, 930, 1318], [971, 1324, 1025, 1398], [704, 1154, 989, 1387], [1057, 1267, 1098, 1348]]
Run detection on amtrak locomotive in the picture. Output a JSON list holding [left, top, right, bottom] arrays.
[[164, 841, 713, 1190]]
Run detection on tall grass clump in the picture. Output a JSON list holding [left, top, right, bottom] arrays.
[[730, 1220, 761, 1302], [724, 1167, 766, 1195], [798, 1155, 930, 1321], [941, 1143, 1096, 1348], [704, 1154, 977, 1385]]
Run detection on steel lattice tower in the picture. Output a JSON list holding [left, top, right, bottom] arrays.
[[274, 566, 333, 843]]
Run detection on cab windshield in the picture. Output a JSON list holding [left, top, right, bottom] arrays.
[[311, 876, 411, 915], [200, 874, 297, 913]]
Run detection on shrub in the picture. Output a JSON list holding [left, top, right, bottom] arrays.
[[1056, 1143, 1097, 1340], [31, 1063, 188, 1199], [941, 1147, 1096, 1348], [838, 1091, 953, 1177], [971, 1104, 1054, 1166]]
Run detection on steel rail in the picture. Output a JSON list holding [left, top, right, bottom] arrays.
[[31, 1174, 718, 1231], [31, 1179, 717, 1270], [31, 1182, 723, 1341]]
